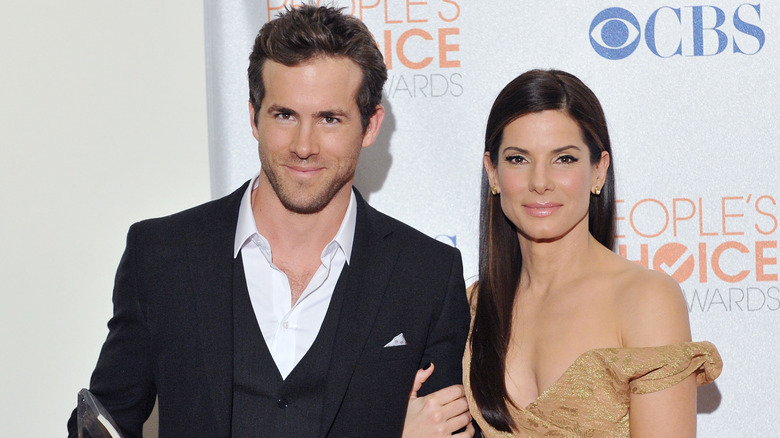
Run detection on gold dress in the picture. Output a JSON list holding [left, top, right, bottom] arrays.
[[463, 311, 722, 437]]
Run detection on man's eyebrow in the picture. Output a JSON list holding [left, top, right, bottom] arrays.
[[315, 109, 350, 119], [266, 104, 298, 116]]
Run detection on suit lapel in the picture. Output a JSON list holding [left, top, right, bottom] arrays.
[[187, 182, 248, 436], [183, 183, 399, 435], [319, 190, 399, 436]]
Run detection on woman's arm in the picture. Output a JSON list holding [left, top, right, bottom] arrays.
[[621, 271, 696, 437], [630, 375, 697, 437]]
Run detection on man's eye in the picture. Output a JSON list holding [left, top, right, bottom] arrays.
[[323, 116, 339, 124]]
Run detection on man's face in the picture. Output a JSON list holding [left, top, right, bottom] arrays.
[[250, 56, 384, 214]]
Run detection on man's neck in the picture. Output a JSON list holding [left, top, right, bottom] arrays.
[[251, 180, 352, 261]]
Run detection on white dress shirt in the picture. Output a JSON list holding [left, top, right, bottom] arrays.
[[233, 175, 356, 379]]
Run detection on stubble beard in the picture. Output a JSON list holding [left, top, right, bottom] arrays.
[[261, 157, 356, 215]]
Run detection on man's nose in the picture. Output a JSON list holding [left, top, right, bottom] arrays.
[[290, 123, 318, 159]]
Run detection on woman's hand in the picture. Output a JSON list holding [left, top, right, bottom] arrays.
[[403, 363, 475, 438]]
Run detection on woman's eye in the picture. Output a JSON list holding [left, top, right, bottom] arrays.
[[506, 155, 526, 164], [557, 155, 579, 164]]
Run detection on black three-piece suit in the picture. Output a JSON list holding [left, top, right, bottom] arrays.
[[68, 182, 470, 437]]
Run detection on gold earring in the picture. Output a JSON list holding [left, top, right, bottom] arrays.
[[490, 185, 499, 195], [593, 186, 601, 196]]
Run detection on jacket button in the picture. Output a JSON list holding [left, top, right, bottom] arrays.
[[277, 398, 288, 409]]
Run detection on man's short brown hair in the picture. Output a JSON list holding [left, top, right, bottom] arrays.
[[248, 5, 387, 131]]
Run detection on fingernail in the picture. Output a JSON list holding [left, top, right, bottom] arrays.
[[422, 362, 432, 370]]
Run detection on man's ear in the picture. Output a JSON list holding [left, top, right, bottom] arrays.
[[361, 105, 385, 148], [249, 102, 260, 141]]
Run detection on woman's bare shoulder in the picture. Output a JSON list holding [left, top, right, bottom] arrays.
[[603, 251, 692, 347]]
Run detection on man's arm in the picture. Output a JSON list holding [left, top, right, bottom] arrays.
[[67, 224, 157, 438], [417, 250, 470, 396], [400, 249, 473, 437]]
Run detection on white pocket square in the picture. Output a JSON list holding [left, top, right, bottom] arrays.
[[384, 333, 407, 347]]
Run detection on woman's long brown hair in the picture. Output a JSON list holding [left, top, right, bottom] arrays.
[[471, 69, 616, 432]]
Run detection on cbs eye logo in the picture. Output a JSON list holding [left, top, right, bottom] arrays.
[[589, 7, 641, 60], [589, 4, 765, 59]]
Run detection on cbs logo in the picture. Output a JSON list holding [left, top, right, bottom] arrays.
[[590, 4, 765, 60]]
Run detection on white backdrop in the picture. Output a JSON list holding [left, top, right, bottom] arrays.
[[205, 1, 778, 436], [1, 2, 209, 436]]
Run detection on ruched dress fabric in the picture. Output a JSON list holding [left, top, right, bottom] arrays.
[[463, 306, 722, 437]]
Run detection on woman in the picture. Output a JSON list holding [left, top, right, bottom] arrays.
[[463, 69, 722, 436]]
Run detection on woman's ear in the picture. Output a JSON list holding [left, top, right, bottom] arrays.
[[484, 152, 499, 191], [593, 150, 610, 188]]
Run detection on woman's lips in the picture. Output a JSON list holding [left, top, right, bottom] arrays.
[[523, 202, 562, 217]]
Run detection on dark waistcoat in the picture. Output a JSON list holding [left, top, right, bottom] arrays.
[[231, 256, 348, 438]]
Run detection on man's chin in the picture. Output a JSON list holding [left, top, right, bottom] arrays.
[[277, 190, 333, 215], [269, 174, 353, 215], [280, 200, 328, 215]]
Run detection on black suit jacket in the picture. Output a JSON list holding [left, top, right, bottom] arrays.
[[68, 182, 470, 437]]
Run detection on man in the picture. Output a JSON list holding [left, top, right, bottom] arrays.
[[68, 5, 470, 437]]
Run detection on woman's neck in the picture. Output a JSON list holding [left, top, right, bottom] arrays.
[[517, 223, 603, 293]]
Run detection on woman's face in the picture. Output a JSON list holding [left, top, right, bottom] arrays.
[[484, 109, 609, 243]]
